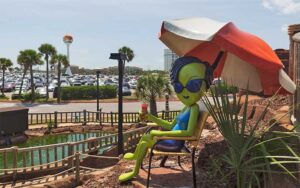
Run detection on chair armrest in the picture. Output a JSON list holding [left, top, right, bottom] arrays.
[[144, 123, 161, 134], [153, 136, 197, 141], [146, 122, 158, 127]]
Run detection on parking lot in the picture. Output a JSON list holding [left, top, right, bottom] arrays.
[[1, 71, 138, 100]]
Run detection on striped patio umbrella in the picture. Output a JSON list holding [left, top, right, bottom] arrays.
[[159, 17, 295, 95]]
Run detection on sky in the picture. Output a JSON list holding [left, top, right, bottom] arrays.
[[0, 0, 299, 70]]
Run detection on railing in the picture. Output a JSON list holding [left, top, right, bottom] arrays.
[[0, 126, 147, 183], [28, 110, 180, 126]]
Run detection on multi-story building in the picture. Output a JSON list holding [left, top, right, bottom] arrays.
[[164, 49, 178, 72]]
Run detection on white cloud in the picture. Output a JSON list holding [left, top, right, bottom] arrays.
[[262, 0, 300, 14]]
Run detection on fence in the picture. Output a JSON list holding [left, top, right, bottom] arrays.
[[28, 110, 180, 126], [0, 126, 147, 184]]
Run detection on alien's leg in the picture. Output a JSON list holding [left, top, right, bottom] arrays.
[[119, 135, 155, 182], [124, 134, 152, 160]]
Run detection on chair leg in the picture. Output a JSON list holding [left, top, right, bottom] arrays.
[[141, 162, 144, 170], [147, 152, 154, 188], [159, 156, 168, 167], [192, 148, 197, 188], [178, 156, 182, 167]]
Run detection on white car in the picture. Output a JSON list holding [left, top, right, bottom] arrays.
[[48, 83, 56, 92], [35, 87, 47, 98], [129, 80, 137, 89]]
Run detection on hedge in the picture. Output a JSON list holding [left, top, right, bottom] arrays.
[[61, 85, 117, 100], [209, 84, 239, 95]]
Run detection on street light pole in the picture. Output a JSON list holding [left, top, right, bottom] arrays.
[[109, 53, 127, 155], [96, 71, 100, 120], [117, 59, 124, 155]]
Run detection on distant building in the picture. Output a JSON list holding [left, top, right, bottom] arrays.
[[274, 49, 289, 73], [164, 49, 178, 72]]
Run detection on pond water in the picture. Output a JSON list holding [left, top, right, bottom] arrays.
[[17, 132, 110, 148], [0, 132, 113, 170]]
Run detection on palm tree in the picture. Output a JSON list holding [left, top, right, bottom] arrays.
[[38, 43, 57, 100], [119, 46, 135, 75], [136, 73, 171, 115], [118, 46, 135, 62], [50, 54, 69, 103], [163, 83, 172, 118], [17, 49, 43, 102], [0, 58, 13, 95], [17, 56, 29, 97]]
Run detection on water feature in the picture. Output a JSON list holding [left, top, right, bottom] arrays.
[[0, 131, 113, 170]]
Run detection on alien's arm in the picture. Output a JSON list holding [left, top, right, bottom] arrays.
[[147, 113, 177, 131], [149, 104, 199, 137]]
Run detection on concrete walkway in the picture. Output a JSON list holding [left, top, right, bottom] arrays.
[[0, 101, 184, 113]]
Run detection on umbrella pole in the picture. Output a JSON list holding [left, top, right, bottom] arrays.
[[211, 51, 224, 71]]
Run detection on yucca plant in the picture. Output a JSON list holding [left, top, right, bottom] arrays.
[[202, 84, 300, 188]]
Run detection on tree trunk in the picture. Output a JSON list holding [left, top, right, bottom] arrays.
[[19, 68, 27, 96], [57, 62, 61, 103], [165, 94, 169, 119], [149, 97, 157, 116], [30, 65, 34, 103], [45, 55, 49, 100], [1, 69, 4, 95]]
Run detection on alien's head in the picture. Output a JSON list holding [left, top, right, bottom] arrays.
[[170, 56, 212, 106]]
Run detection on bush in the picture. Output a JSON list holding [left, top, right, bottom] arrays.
[[0, 94, 8, 100], [11, 94, 24, 100], [22, 92, 43, 102], [209, 83, 239, 95], [61, 85, 117, 100], [47, 122, 55, 130]]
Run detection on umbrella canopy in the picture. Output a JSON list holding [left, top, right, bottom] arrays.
[[159, 17, 296, 95]]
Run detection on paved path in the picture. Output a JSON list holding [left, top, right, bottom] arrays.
[[0, 101, 185, 113]]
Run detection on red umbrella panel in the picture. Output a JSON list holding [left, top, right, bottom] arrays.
[[159, 17, 295, 95]]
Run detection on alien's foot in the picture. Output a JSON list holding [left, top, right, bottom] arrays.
[[119, 171, 137, 182], [124, 153, 136, 160]]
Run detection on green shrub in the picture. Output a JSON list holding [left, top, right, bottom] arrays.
[[61, 85, 117, 100], [11, 94, 24, 100], [0, 94, 8, 100], [22, 92, 43, 102], [209, 83, 239, 95], [47, 122, 55, 130]]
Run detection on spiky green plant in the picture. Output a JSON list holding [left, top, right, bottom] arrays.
[[202, 84, 300, 188]]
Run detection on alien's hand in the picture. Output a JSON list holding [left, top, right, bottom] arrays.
[[139, 110, 149, 122]]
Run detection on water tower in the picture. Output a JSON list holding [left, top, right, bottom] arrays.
[[63, 34, 73, 76]]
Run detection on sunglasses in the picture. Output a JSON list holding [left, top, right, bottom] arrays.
[[173, 79, 205, 93]]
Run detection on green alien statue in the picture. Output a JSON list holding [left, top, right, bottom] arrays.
[[119, 56, 212, 182]]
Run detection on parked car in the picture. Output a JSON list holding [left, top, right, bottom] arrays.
[[72, 82, 81, 86], [35, 87, 47, 98], [35, 81, 44, 88], [48, 83, 56, 92], [118, 86, 132, 96], [1, 83, 15, 92], [129, 80, 137, 89], [85, 81, 95, 86]]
